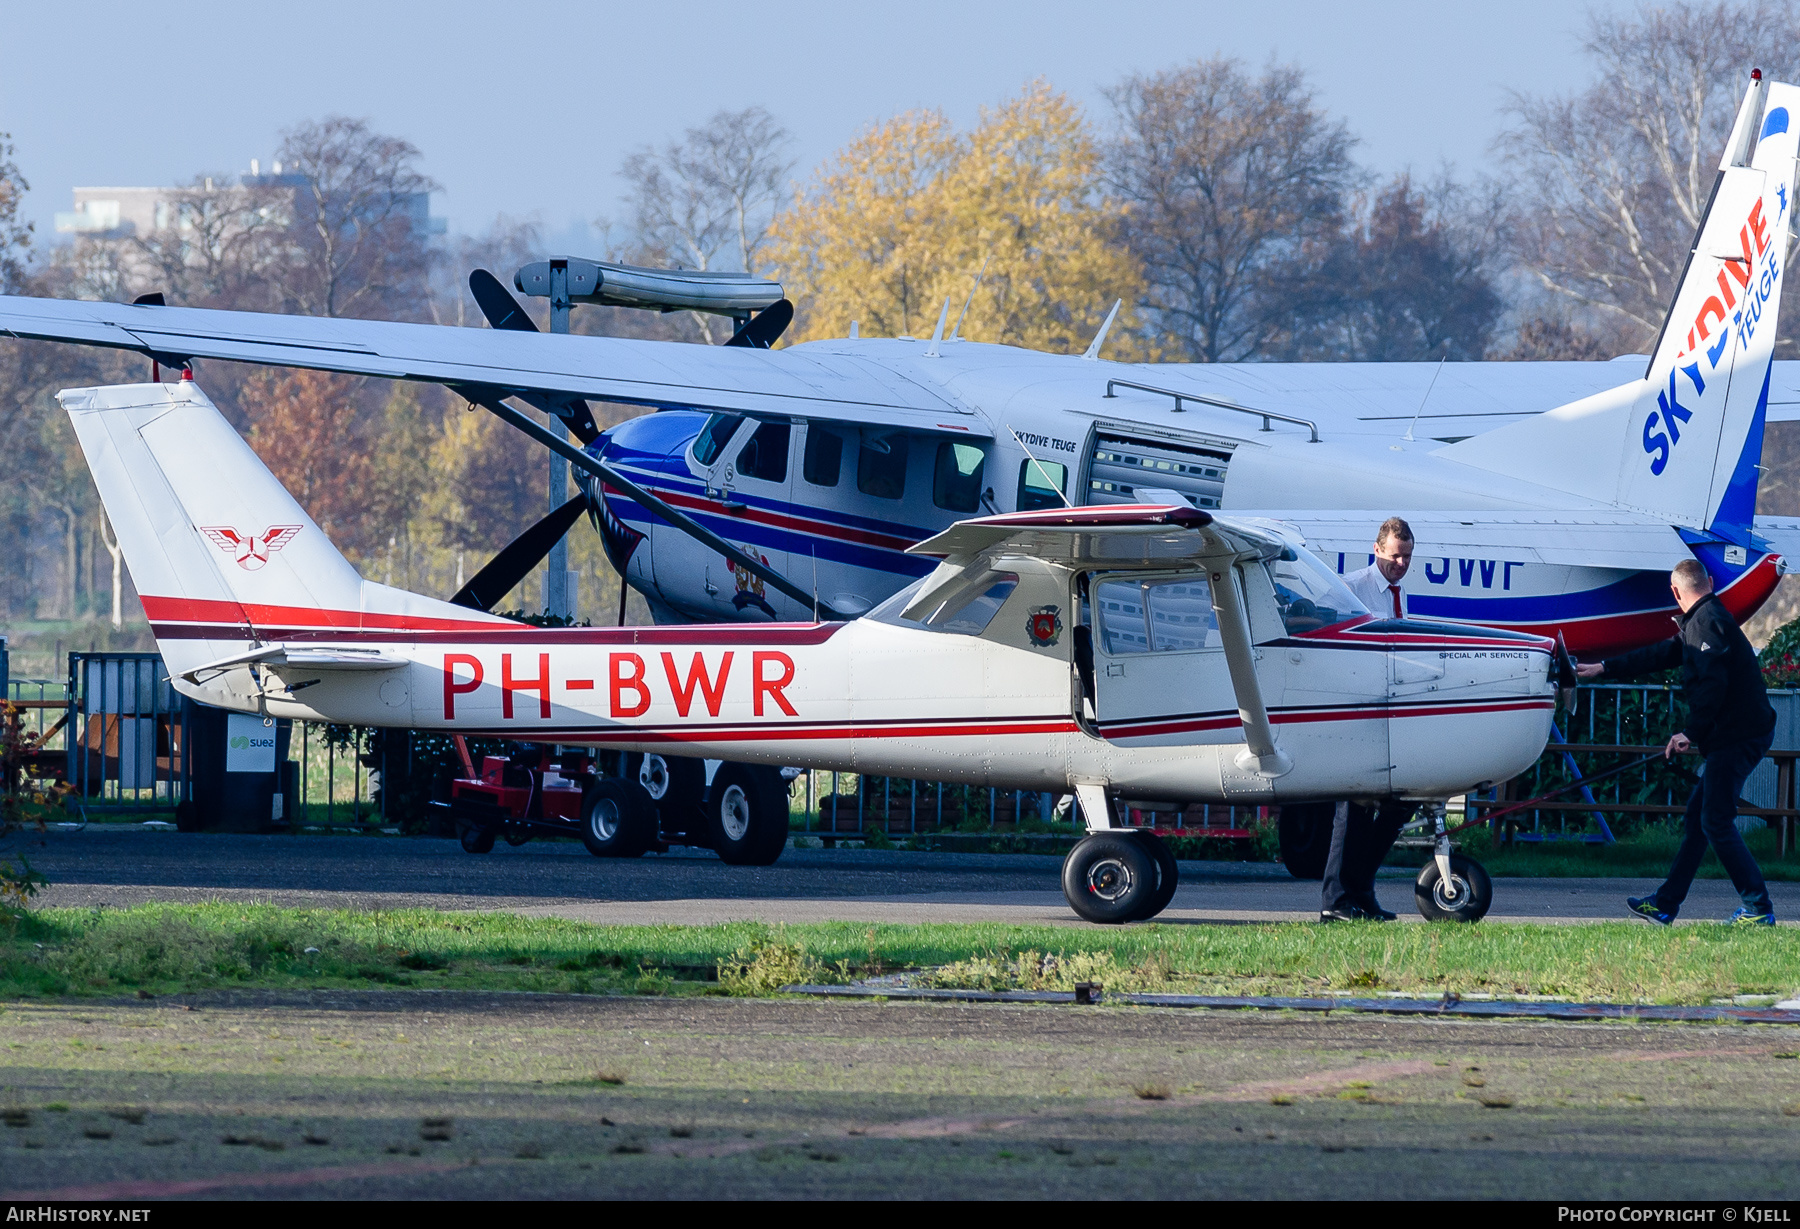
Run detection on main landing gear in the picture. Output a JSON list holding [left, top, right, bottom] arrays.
[[1061, 790, 1180, 924]]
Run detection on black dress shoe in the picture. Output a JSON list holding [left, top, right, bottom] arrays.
[[1318, 906, 1369, 923], [1359, 900, 1398, 922]]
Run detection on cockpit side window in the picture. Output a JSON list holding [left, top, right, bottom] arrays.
[[693, 413, 744, 467], [1017, 459, 1067, 511], [1094, 575, 1221, 654], [736, 421, 790, 482]]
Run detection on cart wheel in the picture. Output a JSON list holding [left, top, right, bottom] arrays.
[[580, 778, 655, 858], [1062, 832, 1156, 924], [1130, 831, 1180, 921], [503, 829, 532, 847], [1414, 854, 1493, 923], [706, 764, 789, 866], [459, 825, 496, 854]]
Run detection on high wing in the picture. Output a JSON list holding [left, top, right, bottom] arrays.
[[0, 294, 988, 437]]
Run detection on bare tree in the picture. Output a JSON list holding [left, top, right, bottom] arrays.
[[273, 117, 440, 319], [429, 213, 544, 328], [126, 175, 287, 310], [1284, 174, 1507, 361], [1499, 1, 1800, 348], [616, 107, 794, 342], [1105, 58, 1358, 362], [0, 132, 29, 295]]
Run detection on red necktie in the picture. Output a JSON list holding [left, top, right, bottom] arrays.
[[1389, 585, 1402, 617]]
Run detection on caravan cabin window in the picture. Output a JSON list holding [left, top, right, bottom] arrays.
[[736, 421, 789, 482], [803, 428, 842, 487], [1095, 576, 1220, 654], [857, 434, 909, 499], [1018, 459, 1066, 511], [933, 442, 986, 512], [693, 413, 744, 467]]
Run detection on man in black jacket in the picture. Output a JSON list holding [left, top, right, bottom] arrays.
[[1575, 559, 1777, 925]]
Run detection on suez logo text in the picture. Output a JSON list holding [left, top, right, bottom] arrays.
[[440, 651, 797, 720], [1644, 186, 1783, 476]]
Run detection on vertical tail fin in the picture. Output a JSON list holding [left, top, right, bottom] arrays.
[[1440, 72, 1800, 541], [59, 380, 507, 681]]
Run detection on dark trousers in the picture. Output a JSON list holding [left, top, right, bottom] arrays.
[[1321, 800, 1413, 912], [1654, 732, 1774, 916]]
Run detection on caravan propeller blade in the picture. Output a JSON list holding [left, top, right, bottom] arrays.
[[724, 299, 793, 349], [449, 495, 590, 612], [468, 269, 600, 444]]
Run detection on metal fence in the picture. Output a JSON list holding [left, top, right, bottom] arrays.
[[65, 652, 191, 814], [1467, 682, 1800, 845]]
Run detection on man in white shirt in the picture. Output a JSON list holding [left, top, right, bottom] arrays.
[[1319, 516, 1417, 922], [1344, 517, 1414, 619]]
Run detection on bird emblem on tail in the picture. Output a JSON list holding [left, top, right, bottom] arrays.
[[199, 525, 303, 570]]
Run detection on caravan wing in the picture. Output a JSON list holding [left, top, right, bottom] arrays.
[[0, 295, 988, 437], [1257, 510, 1699, 573]]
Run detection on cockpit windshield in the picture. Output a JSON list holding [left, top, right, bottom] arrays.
[[1268, 549, 1367, 634]]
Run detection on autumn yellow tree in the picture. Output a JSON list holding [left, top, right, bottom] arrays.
[[768, 82, 1144, 356]]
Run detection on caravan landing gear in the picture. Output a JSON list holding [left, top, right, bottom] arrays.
[[1062, 832, 1157, 924]]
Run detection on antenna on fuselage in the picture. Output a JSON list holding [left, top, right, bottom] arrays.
[[949, 256, 991, 342], [848, 320, 859, 339], [1402, 356, 1446, 443], [923, 298, 952, 358], [1082, 300, 1123, 360]]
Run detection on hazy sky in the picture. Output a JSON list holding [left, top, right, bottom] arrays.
[[4, 0, 1628, 254]]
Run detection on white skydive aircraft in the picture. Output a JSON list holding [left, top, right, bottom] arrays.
[[60, 377, 1560, 922], [1, 73, 1796, 659]]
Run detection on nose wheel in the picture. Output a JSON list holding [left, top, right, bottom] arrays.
[[1412, 804, 1491, 922]]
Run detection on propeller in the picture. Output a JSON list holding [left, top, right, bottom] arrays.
[[450, 495, 590, 611], [1554, 631, 1579, 709], [724, 299, 793, 349], [468, 269, 599, 444]]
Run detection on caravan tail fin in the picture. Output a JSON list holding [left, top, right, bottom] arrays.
[[60, 380, 508, 682], [1439, 71, 1800, 542]]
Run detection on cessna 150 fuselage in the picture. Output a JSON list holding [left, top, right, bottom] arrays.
[[62, 378, 1558, 921]]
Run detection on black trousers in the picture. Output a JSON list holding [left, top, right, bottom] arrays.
[[1321, 800, 1414, 913], [1654, 732, 1774, 916]]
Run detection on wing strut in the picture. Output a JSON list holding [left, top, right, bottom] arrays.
[[461, 388, 850, 621], [1208, 560, 1293, 778]]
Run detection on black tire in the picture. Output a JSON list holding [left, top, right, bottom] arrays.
[[706, 764, 789, 866], [1061, 832, 1157, 924], [579, 778, 656, 858], [459, 824, 496, 854], [1414, 854, 1493, 923], [1278, 802, 1335, 880], [1130, 830, 1181, 921], [626, 752, 707, 839]]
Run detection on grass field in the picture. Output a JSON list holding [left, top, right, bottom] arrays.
[[0, 904, 1795, 1006]]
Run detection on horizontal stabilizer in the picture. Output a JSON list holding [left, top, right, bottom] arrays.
[[180, 644, 407, 684]]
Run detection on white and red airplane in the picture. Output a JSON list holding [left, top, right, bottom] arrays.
[[61, 377, 1560, 922]]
